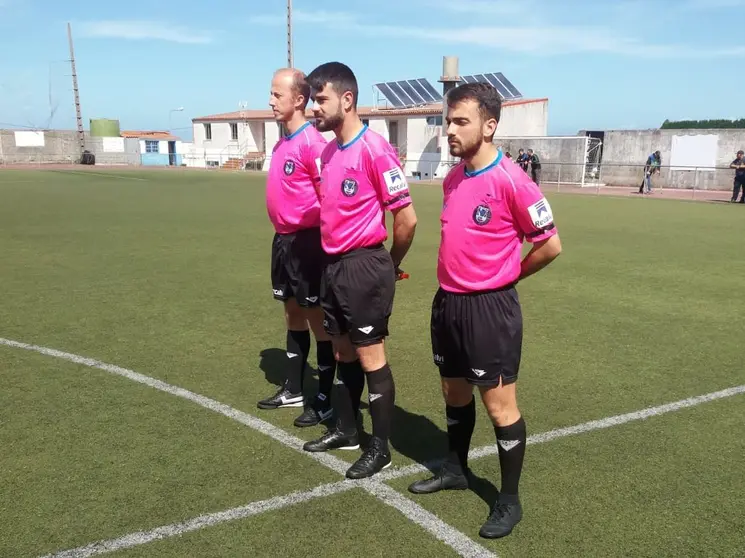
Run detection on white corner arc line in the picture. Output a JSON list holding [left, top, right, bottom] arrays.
[[378, 383, 745, 481], [41, 481, 356, 558], [0, 338, 496, 558]]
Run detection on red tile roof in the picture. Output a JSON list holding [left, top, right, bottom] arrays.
[[192, 98, 548, 123], [121, 130, 180, 141]]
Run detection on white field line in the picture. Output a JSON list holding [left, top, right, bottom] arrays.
[[0, 338, 495, 558], [49, 170, 149, 181], [40, 481, 356, 558], [378, 383, 745, 481]]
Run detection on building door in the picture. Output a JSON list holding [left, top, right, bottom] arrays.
[[388, 121, 399, 148], [168, 141, 176, 166]]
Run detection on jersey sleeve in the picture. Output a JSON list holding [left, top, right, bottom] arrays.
[[509, 178, 557, 243], [301, 138, 326, 191], [368, 149, 412, 212]]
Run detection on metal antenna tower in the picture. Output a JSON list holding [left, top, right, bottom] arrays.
[[67, 22, 85, 157]]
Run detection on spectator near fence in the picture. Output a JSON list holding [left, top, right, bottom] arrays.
[[638, 150, 661, 194], [527, 149, 541, 185], [730, 150, 745, 203]]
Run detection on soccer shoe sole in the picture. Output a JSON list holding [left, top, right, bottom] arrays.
[[256, 399, 304, 410]]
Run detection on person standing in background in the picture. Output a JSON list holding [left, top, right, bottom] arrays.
[[729, 150, 745, 203]]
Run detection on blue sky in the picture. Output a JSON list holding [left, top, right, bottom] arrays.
[[1, 0, 744, 140]]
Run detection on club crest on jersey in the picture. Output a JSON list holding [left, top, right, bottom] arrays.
[[472, 204, 492, 225], [284, 160, 295, 175], [341, 178, 358, 197]]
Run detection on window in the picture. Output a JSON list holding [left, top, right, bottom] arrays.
[[145, 140, 159, 153], [426, 115, 443, 126], [230, 123, 238, 141], [204, 123, 212, 140]]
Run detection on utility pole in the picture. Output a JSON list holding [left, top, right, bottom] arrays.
[[67, 22, 85, 158], [287, 0, 293, 68]]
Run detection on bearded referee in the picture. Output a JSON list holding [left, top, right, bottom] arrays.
[[258, 68, 337, 429], [407, 82, 562, 539], [301, 62, 418, 480]]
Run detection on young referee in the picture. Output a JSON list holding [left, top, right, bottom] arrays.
[[301, 62, 418, 480], [407, 82, 562, 539]]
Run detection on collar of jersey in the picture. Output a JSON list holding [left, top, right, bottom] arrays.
[[464, 149, 503, 178], [338, 125, 368, 150], [285, 121, 311, 140]]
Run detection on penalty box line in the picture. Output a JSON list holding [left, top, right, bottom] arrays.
[[5, 337, 743, 557], [0, 337, 495, 558]]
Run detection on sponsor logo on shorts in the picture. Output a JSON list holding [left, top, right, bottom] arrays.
[[357, 325, 374, 335], [284, 160, 295, 175], [471, 368, 486, 377], [287, 352, 298, 359], [273, 288, 284, 297], [369, 393, 382, 403], [341, 178, 358, 197], [433, 354, 445, 364], [472, 204, 492, 226], [527, 197, 554, 229], [383, 167, 407, 195], [305, 296, 319, 303]]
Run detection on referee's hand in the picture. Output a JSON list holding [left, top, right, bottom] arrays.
[[395, 266, 409, 281]]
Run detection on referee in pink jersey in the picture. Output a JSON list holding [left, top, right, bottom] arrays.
[[301, 62, 418, 480], [258, 68, 337, 429], [407, 82, 562, 539]]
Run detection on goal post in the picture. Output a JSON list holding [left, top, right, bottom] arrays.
[[492, 135, 603, 188]]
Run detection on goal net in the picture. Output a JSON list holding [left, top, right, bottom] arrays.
[[493, 136, 603, 188]]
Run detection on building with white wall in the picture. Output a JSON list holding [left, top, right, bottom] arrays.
[[189, 98, 548, 177], [121, 130, 185, 166]]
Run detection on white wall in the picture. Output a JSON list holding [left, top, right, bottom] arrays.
[[497, 100, 548, 137]]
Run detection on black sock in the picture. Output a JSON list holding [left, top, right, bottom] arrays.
[[315, 341, 336, 404], [334, 360, 364, 434], [285, 330, 310, 393], [494, 417, 526, 503], [446, 397, 476, 472], [366, 364, 395, 448]]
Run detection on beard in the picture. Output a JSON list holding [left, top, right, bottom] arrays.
[[315, 108, 344, 132], [449, 136, 482, 160]]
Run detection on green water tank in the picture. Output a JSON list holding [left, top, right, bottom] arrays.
[[89, 118, 121, 137]]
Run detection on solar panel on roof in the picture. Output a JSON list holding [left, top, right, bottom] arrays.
[[407, 79, 435, 103], [483, 73, 512, 99], [375, 82, 406, 108], [494, 72, 522, 98], [376, 78, 443, 108], [418, 79, 443, 101], [458, 72, 523, 100]]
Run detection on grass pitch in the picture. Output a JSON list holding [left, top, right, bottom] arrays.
[[1, 168, 744, 557]]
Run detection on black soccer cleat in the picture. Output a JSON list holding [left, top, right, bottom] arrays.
[[345, 436, 392, 479], [407, 461, 469, 494], [256, 387, 304, 410], [294, 396, 333, 428], [479, 497, 523, 539], [303, 428, 360, 452]]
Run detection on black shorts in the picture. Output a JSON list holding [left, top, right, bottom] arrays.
[[320, 244, 395, 346], [430, 285, 523, 386], [270, 227, 323, 307]]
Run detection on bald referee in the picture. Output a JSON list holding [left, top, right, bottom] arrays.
[[258, 68, 336, 429], [407, 82, 561, 539], [301, 62, 418, 480]]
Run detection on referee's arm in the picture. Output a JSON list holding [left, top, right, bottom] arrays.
[[519, 235, 561, 280]]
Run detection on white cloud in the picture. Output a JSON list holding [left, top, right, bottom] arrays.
[[78, 20, 212, 44], [250, 9, 745, 58]]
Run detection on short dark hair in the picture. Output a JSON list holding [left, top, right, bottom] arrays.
[[446, 82, 502, 125], [306, 62, 359, 108]]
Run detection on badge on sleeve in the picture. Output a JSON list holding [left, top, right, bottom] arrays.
[[284, 160, 295, 175], [527, 198, 553, 229], [382, 167, 407, 195]]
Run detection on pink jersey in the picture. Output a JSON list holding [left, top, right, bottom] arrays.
[[266, 122, 327, 234], [438, 150, 557, 293], [319, 125, 412, 254]]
